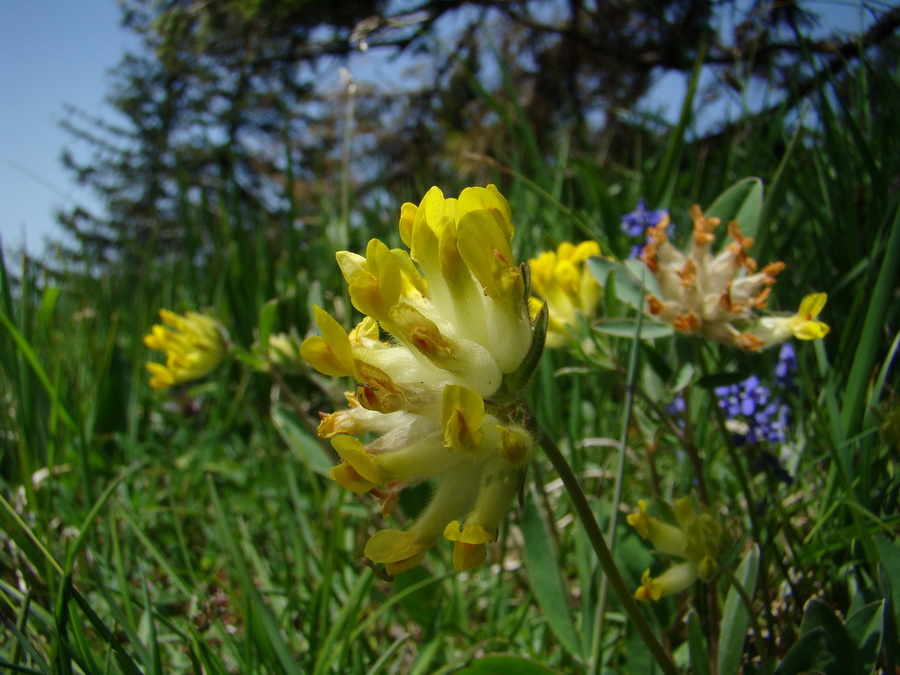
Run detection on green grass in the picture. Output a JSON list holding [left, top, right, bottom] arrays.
[[1, 52, 898, 674]]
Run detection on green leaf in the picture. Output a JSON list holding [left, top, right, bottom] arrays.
[[393, 565, 446, 628], [65, 468, 140, 573], [37, 285, 60, 326], [271, 405, 335, 476], [257, 298, 279, 352], [776, 627, 834, 675], [696, 371, 752, 390], [844, 601, 883, 673], [755, 116, 803, 256], [705, 178, 764, 242], [593, 319, 673, 339], [672, 364, 696, 393], [718, 544, 759, 675], [522, 492, 582, 658], [208, 478, 304, 675], [777, 597, 856, 675], [586, 257, 662, 309], [797, 597, 856, 663], [651, 40, 706, 207], [624, 259, 664, 299], [875, 536, 900, 670], [687, 609, 712, 675], [0, 309, 78, 431], [840, 204, 900, 439], [456, 654, 559, 675]]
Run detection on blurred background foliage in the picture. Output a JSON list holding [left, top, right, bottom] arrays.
[[1, 0, 899, 672]]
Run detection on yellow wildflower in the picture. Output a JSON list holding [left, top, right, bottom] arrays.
[[143, 309, 225, 390], [746, 292, 830, 347], [302, 185, 543, 575], [627, 497, 725, 602], [528, 241, 602, 347], [639, 206, 828, 350]]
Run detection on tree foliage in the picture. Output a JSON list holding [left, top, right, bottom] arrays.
[[57, 0, 899, 274]]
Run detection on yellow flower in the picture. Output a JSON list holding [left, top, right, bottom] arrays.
[[528, 241, 602, 347], [143, 309, 225, 390], [628, 497, 725, 602], [639, 206, 828, 350], [302, 185, 542, 575], [746, 293, 830, 347]]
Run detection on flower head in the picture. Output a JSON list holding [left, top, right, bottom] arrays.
[[143, 309, 226, 389], [773, 342, 797, 389], [621, 198, 669, 238], [627, 497, 725, 602], [528, 240, 602, 347], [714, 376, 789, 445], [745, 293, 830, 348], [639, 205, 829, 350], [302, 185, 542, 575]]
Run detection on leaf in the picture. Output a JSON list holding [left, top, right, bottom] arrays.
[[875, 536, 900, 672], [257, 298, 279, 352], [456, 655, 559, 675], [208, 478, 304, 675], [840, 204, 900, 438], [705, 178, 764, 242], [586, 257, 663, 309], [38, 285, 60, 326], [0, 309, 77, 431], [755, 116, 803, 256], [593, 319, 673, 339], [844, 601, 883, 673], [775, 627, 834, 675], [522, 492, 582, 658], [672, 364, 696, 393], [718, 544, 759, 675], [271, 406, 335, 476], [624, 259, 664, 299], [687, 610, 712, 675], [777, 597, 856, 675], [394, 566, 445, 629], [696, 371, 752, 390]]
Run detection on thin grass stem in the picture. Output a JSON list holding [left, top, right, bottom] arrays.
[[536, 425, 679, 675]]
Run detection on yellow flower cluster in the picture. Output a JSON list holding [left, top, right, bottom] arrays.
[[639, 206, 829, 350], [528, 241, 602, 347], [301, 185, 542, 575], [143, 309, 226, 390], [627, 498, 725, 602]]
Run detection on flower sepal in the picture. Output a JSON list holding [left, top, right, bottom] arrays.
[[493, 298, 547, 405]]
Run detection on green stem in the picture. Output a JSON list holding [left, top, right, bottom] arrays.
[[537, 426, 680, 675], [590, 309, 644, 674], [698, 348, 776, 658]]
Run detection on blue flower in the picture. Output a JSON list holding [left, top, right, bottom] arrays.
[[774, 342, 797, 388], [714, 376, 789, 447], [621, 198, 669, 238]]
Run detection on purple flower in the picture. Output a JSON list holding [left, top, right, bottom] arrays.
[[774, 342, 797, 388], [621, 198, 668, 238], [714, 376, 788, 447]]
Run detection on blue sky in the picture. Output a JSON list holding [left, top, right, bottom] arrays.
[[0, 1, 877, 258], [0, 1, 136, 257]]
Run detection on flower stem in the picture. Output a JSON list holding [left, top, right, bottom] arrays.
[[537, 425, 679, 675], [591, 306, 644, 673]]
